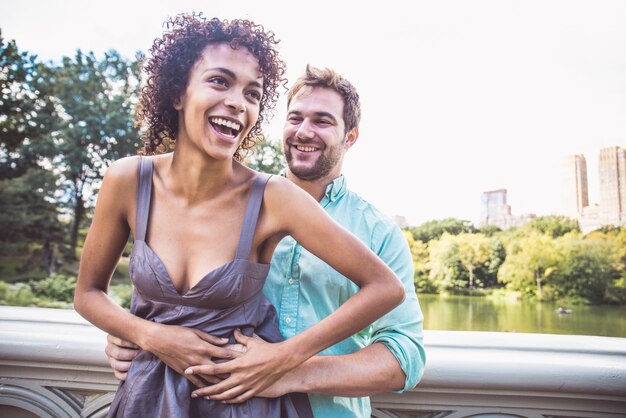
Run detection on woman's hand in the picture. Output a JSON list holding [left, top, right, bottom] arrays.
[[185, 329, 298, 402], [142, 323, 243, 387]]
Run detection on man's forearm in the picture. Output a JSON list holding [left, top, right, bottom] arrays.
[[281, 343, 405, 397]]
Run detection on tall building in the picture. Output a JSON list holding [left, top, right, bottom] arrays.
[[598, 146, 626, 226], [561, 154, 589, 218], [480, 189, 535, 229], [480, 189, 509, 226]]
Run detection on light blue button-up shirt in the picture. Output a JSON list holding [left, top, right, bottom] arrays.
[[263, 175, 426, 418]]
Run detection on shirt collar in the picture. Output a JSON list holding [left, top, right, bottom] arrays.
[[321, 175, 347, 205], [279, 169, 347, 206]]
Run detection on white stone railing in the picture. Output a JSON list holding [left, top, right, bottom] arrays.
[[1, 306, 625, 418]]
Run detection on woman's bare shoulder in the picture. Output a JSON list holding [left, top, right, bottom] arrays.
[[97, 156, 143, 218], [263, 175, 320, 219], [104, 155, 142, 183], [264, 174, 298, 195]]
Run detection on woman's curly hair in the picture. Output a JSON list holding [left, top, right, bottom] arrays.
[[137, 13, 286, 160]]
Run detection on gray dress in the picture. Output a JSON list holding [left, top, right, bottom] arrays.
[[108, 158, 313, 417]]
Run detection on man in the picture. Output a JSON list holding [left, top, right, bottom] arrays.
[[107, 65, 425, 417]]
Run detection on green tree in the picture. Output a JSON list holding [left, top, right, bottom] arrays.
[[428, 233, 466, 291], [456, 233, 491, 288], [409, 218, 477, 243], [551, 232, 623, 304], [403, 231, 434, 293], [48, 50, 143, 254], [244, 138, 286, 174], [525, 215, 580, 238], [0, 168, 64, 276], [473, 237, 506, 288], [0, 31, 57, 178], [557, 234, 620, 303], [498, 231, 560, 298], [477, 224, 502, 237]]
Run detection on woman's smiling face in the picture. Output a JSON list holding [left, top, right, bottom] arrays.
[[174, 43, 264, 160]]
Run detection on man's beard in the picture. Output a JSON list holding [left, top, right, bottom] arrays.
[[285, 142, 344, 181]]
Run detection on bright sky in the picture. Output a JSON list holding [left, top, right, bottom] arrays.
[[1, 0, 625, 226]]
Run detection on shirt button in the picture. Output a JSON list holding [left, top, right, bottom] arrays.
[[285, 316, 292, 324], [288, 278, 294, 285]]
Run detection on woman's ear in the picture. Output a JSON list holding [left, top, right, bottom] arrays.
[[173, 97, 183, 111]]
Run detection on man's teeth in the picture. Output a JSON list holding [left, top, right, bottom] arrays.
[[296, 145, 317, 152], [209, 117, 241, 132]]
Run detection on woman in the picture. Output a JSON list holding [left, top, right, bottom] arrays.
[[74, 13, 404, 417]]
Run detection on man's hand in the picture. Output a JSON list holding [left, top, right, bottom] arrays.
[[105, 334, 139, 380], [185, 329, 298, 403], [143, 323, 249, 388], [105, 325, 245, 388]]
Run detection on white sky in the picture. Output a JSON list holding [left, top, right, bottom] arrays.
[[1, 0, 625, 226]]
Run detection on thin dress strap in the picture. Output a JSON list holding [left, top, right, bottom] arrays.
[[135, 157, 153, 242], [235, 173, 272, 260]]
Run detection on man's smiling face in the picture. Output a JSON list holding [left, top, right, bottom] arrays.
[[283, 86, 349, 181]]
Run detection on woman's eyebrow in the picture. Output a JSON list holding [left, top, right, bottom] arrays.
[[203, 67, 263, 89]]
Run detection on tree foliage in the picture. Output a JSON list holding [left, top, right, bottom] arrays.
[[0, 31, 57, 178], [244, 138, 286, 174], [428, 232, 464, 291], [409, 218, 477, 243], [1, 33, 143, 278], [48, 49, 143, 253], [498, 231, 560, 298], [426, 232, 503, 292], [524, 215, 580, 238], [0, 171, 56, 241], [455, 233, 492, 288], [0, 168, 64, 272], [403, 231, 434, 293]]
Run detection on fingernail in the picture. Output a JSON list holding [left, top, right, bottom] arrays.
[[205, 396, 211, 400], [191, 393, 198, 398], [184, 368, 192, 374]]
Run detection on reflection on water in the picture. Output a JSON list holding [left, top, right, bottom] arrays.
[[419, 293, 626, 337]]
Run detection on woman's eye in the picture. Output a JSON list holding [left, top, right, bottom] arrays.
[[208, 77, 227, 86], [247, 90, 261, 100]]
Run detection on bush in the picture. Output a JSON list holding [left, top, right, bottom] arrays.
[[0, 282, 38, 306], [29, 274, 76, 303], [110, 283, 133, 309], [114, 257, 130, 279]]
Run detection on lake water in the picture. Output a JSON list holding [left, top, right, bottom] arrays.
[[419, 293, 626, 337]]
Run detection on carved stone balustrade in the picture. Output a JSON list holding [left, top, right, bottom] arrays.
[[1, 306, 625, 417]]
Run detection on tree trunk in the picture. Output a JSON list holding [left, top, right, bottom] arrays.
[[536, 272, 543, 299], [70, 196, 84, 259], [44, 239, 55, 276]]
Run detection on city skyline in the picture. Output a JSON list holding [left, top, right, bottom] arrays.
[[563, 145, 626, 233], [1, 0, 625, 226], [561, 154, 589, 219]]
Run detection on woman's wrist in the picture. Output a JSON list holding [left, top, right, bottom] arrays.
[[134, 319, 161, 352], [274, 338, 310, 373]]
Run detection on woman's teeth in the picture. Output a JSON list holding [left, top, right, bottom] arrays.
[[209, 117, 241, 137]]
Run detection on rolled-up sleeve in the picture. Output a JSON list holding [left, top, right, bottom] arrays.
[[369, 224, 426, 392]]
